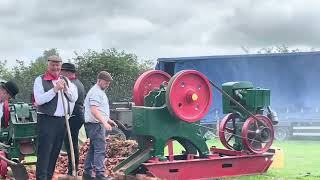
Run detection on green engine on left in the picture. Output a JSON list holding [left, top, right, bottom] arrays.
[[0, 101, 37, 159]]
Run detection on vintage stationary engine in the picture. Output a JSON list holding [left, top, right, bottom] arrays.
[[113, 70, 275, 180], [0, 100, 37, 177], [219, 82, 274, 154]]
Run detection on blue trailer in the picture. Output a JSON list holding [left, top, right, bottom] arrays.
[[156, 51, 320, 140]]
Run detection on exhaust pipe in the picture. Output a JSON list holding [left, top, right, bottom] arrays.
[[267, 106, 278, 125]]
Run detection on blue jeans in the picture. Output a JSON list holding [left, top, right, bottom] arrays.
[[84, 123, 106, 177]]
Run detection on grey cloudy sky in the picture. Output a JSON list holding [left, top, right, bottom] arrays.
[[1, 0, 319, 66]]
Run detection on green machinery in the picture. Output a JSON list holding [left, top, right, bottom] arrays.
[[114, 70, 275, 180], [222, 81, 270, 117], [219, 81, 274, 153], [0, 101, 37, 177], [114, 70, 212, 175]]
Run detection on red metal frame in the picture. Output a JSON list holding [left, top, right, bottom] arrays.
[[142, 147, 274, 180], [167, 140, 174, 161]]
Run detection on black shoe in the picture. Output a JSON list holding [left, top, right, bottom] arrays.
[[82, 173, 94, 180]]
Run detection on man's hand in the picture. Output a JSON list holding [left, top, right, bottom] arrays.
[[53, 80, 65, 93], [62, 80, 69, 92], [90, 106, 117, 131], [103, 121, 113, 131], [108, 119, 118, 128], [63, 86, 68, 92]]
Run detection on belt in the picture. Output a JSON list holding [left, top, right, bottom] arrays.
[[37, 113, 65, 118], [85, 122, 100, 124]]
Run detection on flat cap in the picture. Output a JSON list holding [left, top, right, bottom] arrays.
[[48, 55, 62, 62], [61, 63, 76, 72], [97, 71, 113, 82]]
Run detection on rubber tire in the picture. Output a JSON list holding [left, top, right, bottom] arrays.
[[274, 127, 290, 141]]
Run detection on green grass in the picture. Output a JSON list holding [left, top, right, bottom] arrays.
[[165, 139, 320, 180]]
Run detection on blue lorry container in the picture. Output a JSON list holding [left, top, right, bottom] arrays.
[[156, 51, 320, 140]]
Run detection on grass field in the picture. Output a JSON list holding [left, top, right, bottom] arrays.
[[165, 139, 320, 180]]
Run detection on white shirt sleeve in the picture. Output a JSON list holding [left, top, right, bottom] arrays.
[[33, 76, 56, 105], [0, 103, 3, 123], [64, 78, 78, 103]]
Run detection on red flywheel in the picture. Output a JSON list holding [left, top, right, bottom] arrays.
[[242, 115, 274, 154], [166, 70, 212, 123], [219, 113, 240, 150], [133, 70, 171, 106]]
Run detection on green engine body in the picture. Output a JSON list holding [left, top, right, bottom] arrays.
[[115, 85, 209, 175], [222, 81, 270, 151], [134, 85, 209, 158], [0, 102, 37, 159], [222, 81, 270, 119]]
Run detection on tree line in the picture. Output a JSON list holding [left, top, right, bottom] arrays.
[[0, 48, 154, 103]]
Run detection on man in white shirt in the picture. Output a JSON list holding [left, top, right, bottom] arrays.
[[33, 55, 78, 180], [83, 71, 117, 180]]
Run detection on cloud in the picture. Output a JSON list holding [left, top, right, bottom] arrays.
[[211, 0, 320, 47], [0, 0, 320, 66]]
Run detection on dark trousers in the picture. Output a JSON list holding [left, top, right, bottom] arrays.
[[63, 114, 84, 175], [84, 123, 106, 177], [36, 114, 66, 180]]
